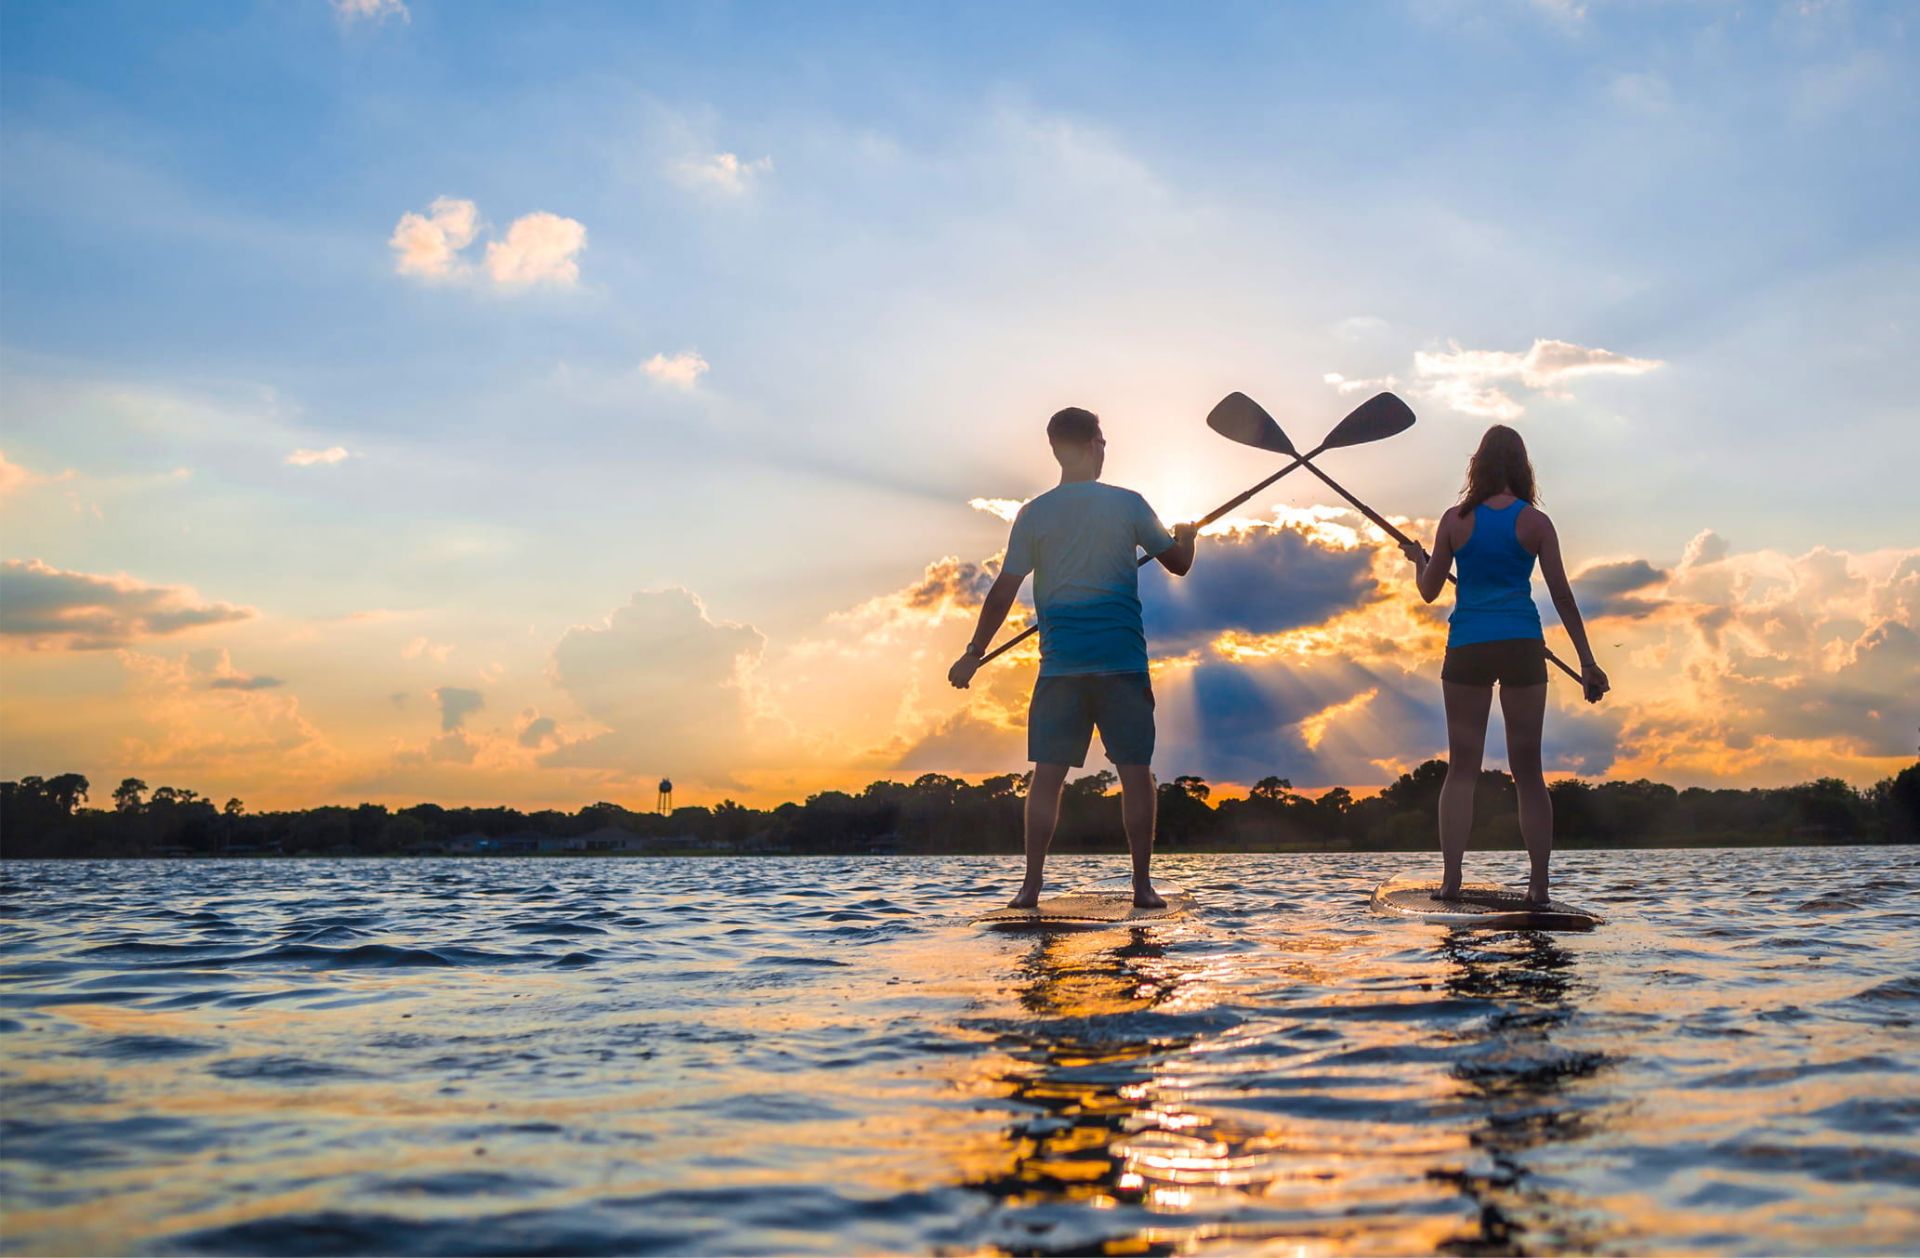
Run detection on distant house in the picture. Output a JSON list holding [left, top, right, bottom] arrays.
[[447, 831, 543, 856], [576, 826, 651, 854]]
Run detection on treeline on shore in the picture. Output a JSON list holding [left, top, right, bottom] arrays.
[[3, 760, 1916, 859]]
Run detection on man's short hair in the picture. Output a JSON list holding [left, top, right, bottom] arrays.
[[1047, 407, 1101, 445]]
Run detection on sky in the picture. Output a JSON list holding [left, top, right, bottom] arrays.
[[1, 0, 1915, 811]]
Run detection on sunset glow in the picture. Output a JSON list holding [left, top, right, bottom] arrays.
[[2, 3, 1914, 810]]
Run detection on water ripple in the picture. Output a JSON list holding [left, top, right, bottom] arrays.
[[0, 848, 1916, 1254]]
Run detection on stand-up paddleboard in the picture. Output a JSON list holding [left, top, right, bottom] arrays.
[[975, 877, 1194, 931], [1370, 875, 1604, 932]]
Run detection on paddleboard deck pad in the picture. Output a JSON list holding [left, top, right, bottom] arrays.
[[975, 892, 1195, 930], [1370, 876, 1604, 931]]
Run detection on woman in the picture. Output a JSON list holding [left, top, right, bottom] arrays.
[[1401, 424, 1608, 906]]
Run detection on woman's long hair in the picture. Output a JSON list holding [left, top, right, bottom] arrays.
[[1456, 424, 1538, 519]]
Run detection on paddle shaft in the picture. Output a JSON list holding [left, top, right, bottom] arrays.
[[1292, 459, 1584, 685], [975, 443, 1330, 665]]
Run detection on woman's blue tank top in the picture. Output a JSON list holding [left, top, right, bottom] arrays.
[[1448, 500, 1543, 646]]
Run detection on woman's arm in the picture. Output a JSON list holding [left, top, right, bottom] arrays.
[[1533, 512, 1610, 702], [1400, 513, 1455, 604]]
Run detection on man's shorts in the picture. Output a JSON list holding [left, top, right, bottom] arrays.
[[1028, 672, 1155, 767], [1441, 637, 1549, 687]]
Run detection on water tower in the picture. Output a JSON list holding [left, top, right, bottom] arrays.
[[656, 779, 673, 815]]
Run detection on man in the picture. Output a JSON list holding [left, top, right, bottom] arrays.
[[948, 406, 1197, 908]]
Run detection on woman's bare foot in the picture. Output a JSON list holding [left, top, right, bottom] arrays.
[[1008, 880, 1042, 910], [1437, 875, 1463, 900], [1526, 877, 1551, 908], [1132, 878, 1166, 909]]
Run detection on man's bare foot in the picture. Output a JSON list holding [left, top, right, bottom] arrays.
[[1437, 876, 1463, 900], [1525, 878, 1551, 908], [1132, 879, 1166, 909], [1008, 882, 1042, 910]]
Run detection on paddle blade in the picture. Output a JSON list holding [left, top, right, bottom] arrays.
[[1206, 392, 1297, 456], [1321, 392, 1416, 449]]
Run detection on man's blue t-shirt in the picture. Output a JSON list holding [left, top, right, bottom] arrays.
[[1001, 481, 1175, 677]]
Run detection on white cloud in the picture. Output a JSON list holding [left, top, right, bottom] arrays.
[[1414, 337, 1661, 418], [967, 497, 1026, 523], [641, 351, 710, 388], [389, 197, 479, 279], [671, 152, 774, 195], [333, 0, 409, 22], [484, 212, 587, 287], [285, 446, 350, 467], [1323, 372, 1400, 396], [389, 200, 585, 289]]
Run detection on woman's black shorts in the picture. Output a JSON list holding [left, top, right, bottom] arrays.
[[1442, 637, 1548, 687]]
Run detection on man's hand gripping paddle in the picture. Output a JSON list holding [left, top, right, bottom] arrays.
[[972, 392, 1416, 667], [1208, 391, 1588, 692]]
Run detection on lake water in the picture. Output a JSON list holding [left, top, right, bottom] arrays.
[[2, 849, 1917, 1255]]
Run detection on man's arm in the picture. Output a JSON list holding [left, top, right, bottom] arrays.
[[948, 569, 1025, 689], [1154, 523, 1199, 575]]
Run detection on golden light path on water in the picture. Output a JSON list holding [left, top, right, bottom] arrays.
[[1, 849, 1917, 1255]]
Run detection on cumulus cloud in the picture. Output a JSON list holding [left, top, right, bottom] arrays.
[[1571, 558, 1669, 620], [434, 686, 485, 732], [542, 589, 766, 786], [1414, 338, 1662, 418], [0, 559, 252, 650], [1139, 519, 1378, 653], [484, 212, 587, 287], [333, 0, 409, 21], [390, 200, 585, 288], [641, 351, 710, 388], [968, 497, 1026, 523], [518, 714, 558, 748], [286, 446, 350, 467], [879, 507, 1898, 789], [891, 556, 999, 616], [389, 197, 479, 279], [671, 152, 774, 195], [894, 708, 1026, 775], [112, 648, 335, 785]]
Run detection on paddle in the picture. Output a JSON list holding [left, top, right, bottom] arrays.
[[1209, 392, 1585, 688], [973, 393, 1414, 666]]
